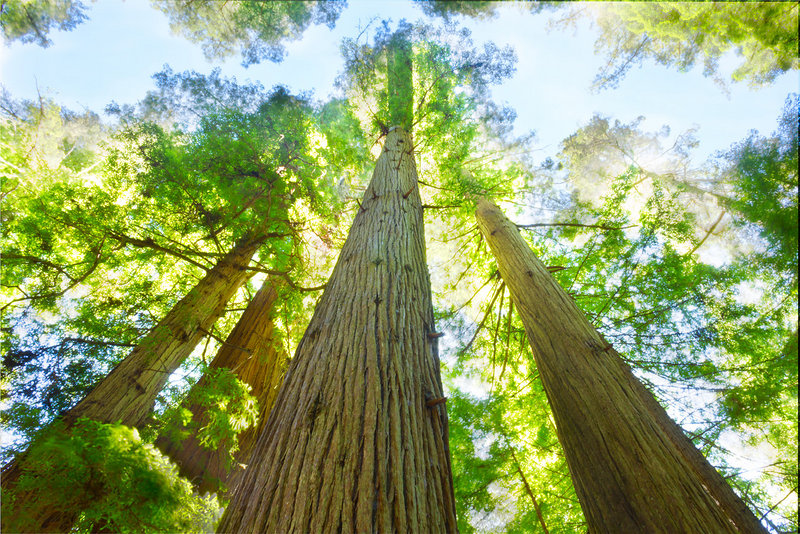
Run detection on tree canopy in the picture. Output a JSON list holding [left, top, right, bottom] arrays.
[[567, 2, 799, 90], [0, 0, 90, 47]]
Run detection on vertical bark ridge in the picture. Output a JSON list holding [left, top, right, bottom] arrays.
[[1, 236, 262, 533], [217, 128, 457, 533], [155, 277, 289, 495], [475, 197, 766, 534]]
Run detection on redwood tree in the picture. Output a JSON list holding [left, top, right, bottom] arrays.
[[474, 197, 766, 533], [155, 277, 289, 495], [1, 234, 262, 532], [218, 126, 457, 532]]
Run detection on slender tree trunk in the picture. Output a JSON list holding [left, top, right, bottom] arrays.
[[1, 236, 262, 533], [474, 197, 766, 533], [217, 128, 457, 533], [508, 448, 550, 534], [70, 236, 262, 427], [155, 277, 289, 495]]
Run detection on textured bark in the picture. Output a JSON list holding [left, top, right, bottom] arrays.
[[155, 277, 289, 495], [475, 197, 766, 534], [217, 128, 457, 533], [1, 237, 261, 533]]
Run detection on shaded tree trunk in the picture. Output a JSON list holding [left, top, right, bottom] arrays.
[[474, 197, 766, 533], [217, 128, 457, 533], [155, 277, 289, 495], [1, 236, 262, 533]]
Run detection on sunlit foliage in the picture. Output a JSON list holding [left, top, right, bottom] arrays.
[[156, 368, 258, 472], [2, 418, 221, 533], [0, 0, 90, 47], [150, 0, 345, 66], [566, 2, 800, 90]]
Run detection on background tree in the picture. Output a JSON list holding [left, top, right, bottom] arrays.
[[155, 277, 289, 496], [1, 70, 340, 532], [1, 70, 337, 451], [431, 96, 797, 530], [475, 196, 766, 533], [150, 0, 346, 66], [0, 0, 90, 47], [561, 2, 800, 90]]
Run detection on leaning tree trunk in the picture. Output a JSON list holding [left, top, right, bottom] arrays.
[[155, 277, 289, 495], [217, 128, 457, 533], [1, 236, 262, 534], [475, 197, 766, 533]]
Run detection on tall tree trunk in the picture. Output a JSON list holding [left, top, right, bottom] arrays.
[[217, 128, 457, 533], [474, 197, 766, 534], [155, 277, 289, 495], [1, 236, 262, 533]]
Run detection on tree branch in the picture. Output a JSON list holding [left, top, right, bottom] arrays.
[[518, 222, 635, 231]]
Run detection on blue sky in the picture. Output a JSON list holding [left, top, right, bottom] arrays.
[[1, 0, 796, 166]]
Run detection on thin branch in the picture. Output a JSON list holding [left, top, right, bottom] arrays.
[[498, 299, 514, 382], [490, 284, 505, 394], [0, 241, 106, 313], [684, 210, 726, 257], [109, 232, 211, 271], [197, 326, 251, 356], [62, 337, 136, 348], [422, 204, 463, 210], [247, 265, 326, 292], [518, 222, 636, 232], [459, 281, 504, 357], [509, 447, 550, 534]]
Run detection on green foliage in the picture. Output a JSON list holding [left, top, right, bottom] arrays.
[[1, 95, 110, 312], [339, 20, 517, 140], [387, 25, 415, 130], [0, 94, 203, 457], [4, 417, 222, 533], [578, 2, 799, 90], [718, 94, 798, 293], [150, 0, 345, 66], [106, 68, 340, 254], [0, 0, 89, 47], [414, 0, 502, 21], [413, 0, 557, 22], [443, 374, 584, 532], [446, 391, 503, 532], [315, 98, 372, 190], [159, 368, 258, 470]]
